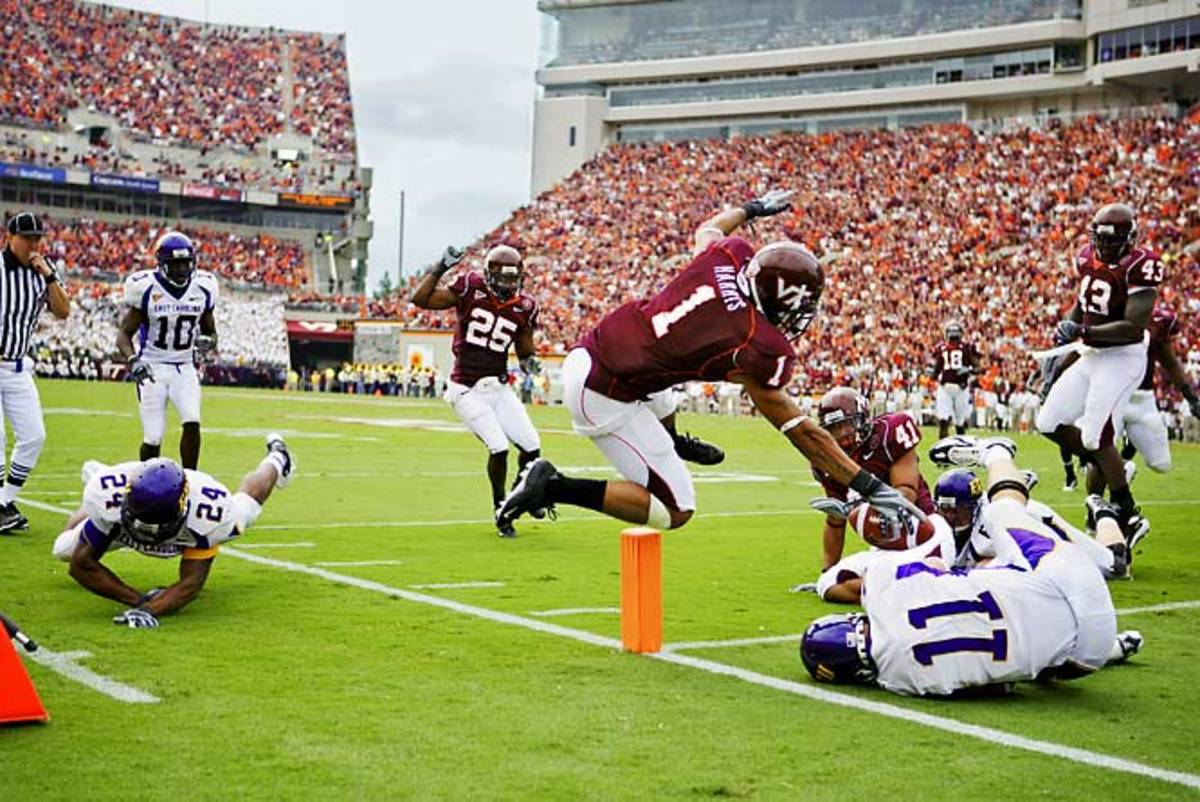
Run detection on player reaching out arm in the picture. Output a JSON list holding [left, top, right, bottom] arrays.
[[52, 435, 295, 627], [497, 190, 923, 534]]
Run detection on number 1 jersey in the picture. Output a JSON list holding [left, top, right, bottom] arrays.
[[124, 270, 219, 363], [578, 236, 796, 402]]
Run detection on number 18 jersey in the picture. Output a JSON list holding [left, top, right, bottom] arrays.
[[123, 269, 219, 363]]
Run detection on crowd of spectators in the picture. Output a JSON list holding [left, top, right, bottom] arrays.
[[28, 280, 290, 383], [3, 0, 354, 160], [379, 112, 1198, 411], [33, 214, 308, 288]]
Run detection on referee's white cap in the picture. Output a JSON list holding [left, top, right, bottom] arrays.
[[6, 211, 47, 237]]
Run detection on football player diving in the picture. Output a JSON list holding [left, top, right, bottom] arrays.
[[51, 435, 294, 628]]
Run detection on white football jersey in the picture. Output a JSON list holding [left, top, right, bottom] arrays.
[[81, 460, 239, 559], [124, 269, 219, 363], [862, 558, 1076, 696]]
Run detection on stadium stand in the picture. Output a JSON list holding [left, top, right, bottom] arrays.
[[387, 112, 1198, 409]]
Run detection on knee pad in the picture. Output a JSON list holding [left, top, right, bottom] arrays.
[[646, 495, 672, 530]]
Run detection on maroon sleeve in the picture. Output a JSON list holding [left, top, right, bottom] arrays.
[[446, 272, 472, 306], [736, 340, 795, 389], [881, 412, 923, 461], [1128, 249, 1164, 291]]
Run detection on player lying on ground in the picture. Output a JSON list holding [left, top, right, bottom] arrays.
[[800, 436, 1141, 697], [497, 190, 921, 533], [808, 387, 950, 573], [812, 445, 1131, 604], [52, 435, 294, 628]]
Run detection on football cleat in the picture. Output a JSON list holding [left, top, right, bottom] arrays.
[[929, 435, 982, 467], [496, 516, 517, 539], [1124, 460, 1138, 487], [1022, 470, 1039, 492], [497, 458, 557, 528], [979, 437, 1017, 461], [1062, 477, 1078, 492], [1111, 630, 1144, 663], [673, 431, 725, 466], [1106, 542, 1131, 580], [1120, 511, 1150, 557], [0, 503, 28, 533], [266, 433, 295, 489]]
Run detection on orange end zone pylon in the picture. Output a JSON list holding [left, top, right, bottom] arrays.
[[0, 633, 48, 725], [620, 527, 662, 653]]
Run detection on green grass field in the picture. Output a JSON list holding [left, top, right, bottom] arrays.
[[2, 380, 1198, 800]]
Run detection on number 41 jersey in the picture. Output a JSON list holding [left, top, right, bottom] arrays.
[[447, 271, 538, 386], [123, 269, 219, 363]]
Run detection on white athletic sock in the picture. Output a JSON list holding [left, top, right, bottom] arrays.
[[261, 452, 288, 484]]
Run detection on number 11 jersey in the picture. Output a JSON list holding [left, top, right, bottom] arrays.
[[123, 269, 219, 364]]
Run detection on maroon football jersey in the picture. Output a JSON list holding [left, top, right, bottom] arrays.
[[579, 236, 796, 402], [1075, 244, 1163, 337], [1139, 308, 1180, 391], [932, 340, 977, 386], [447, 271, 538, 386], [813, 412, 935, 514]]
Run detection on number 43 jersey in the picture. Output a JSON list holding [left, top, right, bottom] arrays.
[[124, 269, 219, 363], [81, 461, 238, 559], [447, 271, 538, 386]]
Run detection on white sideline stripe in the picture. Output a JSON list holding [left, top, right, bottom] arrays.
[[650, 649, 1200, 791], [1115, 599, 1200, 615], [529, 607, 620, 618], [17, 498, 72, 515], [254, 508, 816, 531], [223, 546, 1200, 791], [231, 542, 316, 549], [409, 581, 506, 590], [312, 560, 404, 567], [662, 634, 803, 652], [20, 644, 160, 704]]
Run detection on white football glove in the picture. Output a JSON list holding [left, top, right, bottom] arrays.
[[113, 608, 159, 629]]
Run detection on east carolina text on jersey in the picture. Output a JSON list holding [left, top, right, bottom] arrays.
[[123, 269, 219, 363]]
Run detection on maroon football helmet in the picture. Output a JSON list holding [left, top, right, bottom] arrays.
[[945, 321, 964, 342], [1088, 203, 1138, 264], [818, 387, 871, 452], [737, 241, 823, 340], [485, 245, 523, 299]]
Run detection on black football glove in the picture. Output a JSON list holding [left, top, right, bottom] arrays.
[[113, 608, 159, 629], [741, 189, 794, 220], [127, 357, 154, 385], [194, 334, 217, 354], [1054, 319, 1082, 346]]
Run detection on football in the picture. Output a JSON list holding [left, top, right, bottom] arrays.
[[848, 503, 936, 551]]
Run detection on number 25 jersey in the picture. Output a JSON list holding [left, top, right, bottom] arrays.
[[123, 269, 219, 363], [447, 271, 538, 386]]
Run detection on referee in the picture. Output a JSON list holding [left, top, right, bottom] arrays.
[[1, 211, 70, 532]]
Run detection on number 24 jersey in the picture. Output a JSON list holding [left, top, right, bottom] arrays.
[[81, 460, 239, 559], [123, 270, 219, 363]]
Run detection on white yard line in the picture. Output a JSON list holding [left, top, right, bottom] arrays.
[[253, 508, 815, 531], [529, 607, 620, 618], [409, 581, 506, 590], [223, 546, 1200, 792], [20, 645, 160, 704], [17, 499, 72, 515], [312, 560, 404, 567], [1115, 599, 1200, 616], [230, 542, 316, 549]]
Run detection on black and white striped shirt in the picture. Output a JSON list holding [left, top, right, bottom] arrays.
[[0, 248, 49, 360]]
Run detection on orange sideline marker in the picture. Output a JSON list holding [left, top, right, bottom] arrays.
[[620, 528, 662, 653], [0, 636, 48, 725]]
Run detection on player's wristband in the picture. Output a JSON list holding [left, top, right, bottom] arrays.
[[848, 470, 883, 497], [779, 414, 806, 434]]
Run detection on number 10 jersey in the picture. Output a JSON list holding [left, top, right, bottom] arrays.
[[123, 269, 219, 364]]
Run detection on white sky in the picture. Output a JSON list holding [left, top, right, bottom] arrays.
[[103, 0, 543, 289]]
